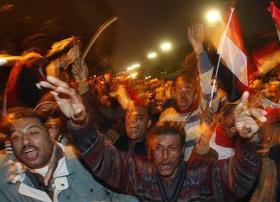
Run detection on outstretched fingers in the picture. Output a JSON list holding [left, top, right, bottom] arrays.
[[234, 91, 249, 115], [249, 108, 267, 123]]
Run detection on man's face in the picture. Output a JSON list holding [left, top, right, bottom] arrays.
[[10, 118, 54, 169], [175, 79, 195, 111], [221, 111, 237, 138], [150, 134, 183, 181], [125, 106, 149, 141]]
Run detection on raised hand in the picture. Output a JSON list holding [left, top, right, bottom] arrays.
[[187, 23, 205, 55], [36, 76, 86, 124], [234, 91, 267, 138]]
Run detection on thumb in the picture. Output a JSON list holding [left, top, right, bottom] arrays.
[[235, 91, 249, 115]]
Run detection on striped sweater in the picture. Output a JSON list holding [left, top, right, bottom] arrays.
[[159, 51, 216, 160]]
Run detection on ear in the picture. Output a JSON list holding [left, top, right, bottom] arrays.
[[47, 128, 56, 141], [147, 119, 152, 128]]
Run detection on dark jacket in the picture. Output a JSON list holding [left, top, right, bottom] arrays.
[[114, 135, 147, 155]]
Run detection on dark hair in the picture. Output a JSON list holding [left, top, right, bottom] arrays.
[[175, 74, 199, 87], [146, 121, 186, 150], [0, 107, 48, 136], [222, 103, 237, 116]]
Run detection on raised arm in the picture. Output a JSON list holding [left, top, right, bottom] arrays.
[[37, 76, 141, 194], [188, 23, 213, 98]]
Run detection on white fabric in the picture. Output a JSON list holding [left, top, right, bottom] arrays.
[[218, 32, 248, 86], [19, 183, 52, 202], [209, 132, 235, 160]]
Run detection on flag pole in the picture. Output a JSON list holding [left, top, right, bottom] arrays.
[[2, 86, 7, 117], [81, 16, 118, 61], [209, 7, 235, 108]]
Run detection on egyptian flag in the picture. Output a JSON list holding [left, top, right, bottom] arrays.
[[211, 8, 256, 99], [268, 1, 280, 40]]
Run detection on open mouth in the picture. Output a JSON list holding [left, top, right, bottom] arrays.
[[22, 147, 38, 161], [160, 162, 173, 171]]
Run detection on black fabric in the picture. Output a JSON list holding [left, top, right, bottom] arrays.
[[114, 136, 147, 155], [269, 144, 280, 202], [269, 144, 280, 163], [156, 162, 186, 202]]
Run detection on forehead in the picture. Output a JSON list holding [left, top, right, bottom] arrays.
[[150, 134, 181, 146], [175, 78, 193, 88], [126, 106, 148, 117], [11, 117, 43, 130]]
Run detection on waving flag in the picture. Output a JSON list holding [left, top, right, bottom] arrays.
[[268, 1, 280, 40], [212, 8, 255, 96]]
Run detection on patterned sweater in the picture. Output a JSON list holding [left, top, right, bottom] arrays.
[[69, 122, 262, 202]]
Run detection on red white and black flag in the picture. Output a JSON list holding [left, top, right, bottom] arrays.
[[268, 1, 280, 40]]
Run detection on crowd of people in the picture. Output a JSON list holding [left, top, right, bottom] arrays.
[[0, 22, 279, 202]]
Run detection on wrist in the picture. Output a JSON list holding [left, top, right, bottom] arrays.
[[194, 45, 204, 55]]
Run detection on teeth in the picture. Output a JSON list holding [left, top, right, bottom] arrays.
[[24, 148, 35, 153]]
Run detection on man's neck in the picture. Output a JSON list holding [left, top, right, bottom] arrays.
[[162, 166, 180, 186], [34, 165, 50, 178]]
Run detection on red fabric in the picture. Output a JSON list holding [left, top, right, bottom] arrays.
[[6, 62, 25, 107], [215, 125, 236, 148], [5, 52, 44, 108], [268, 1, 280, 28], [124, 85, 146, 107], [221, 9, 256, 93], [252, 42, 280, 74], [265, 107, 280, 123]]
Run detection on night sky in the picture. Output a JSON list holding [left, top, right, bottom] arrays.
[[107, 0, 275, 71], [0, 0, 276, 73]]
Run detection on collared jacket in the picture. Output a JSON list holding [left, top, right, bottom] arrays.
[[0, 144, 112, 202]]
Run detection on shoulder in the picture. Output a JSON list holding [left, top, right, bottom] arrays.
[[159, 107, 178, 121]]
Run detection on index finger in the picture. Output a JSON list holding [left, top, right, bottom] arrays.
[[46, 76, 70, 89]]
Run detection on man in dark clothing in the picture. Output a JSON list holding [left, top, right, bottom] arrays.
[[38, 76, 266, 202], [114, 102, 151, 155]]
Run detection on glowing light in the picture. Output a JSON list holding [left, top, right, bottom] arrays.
[[147, 52, 157, 59], [206, 9, 221, 25], [0, 58, 7, 66], [160, 42, 172, 52], [145, 76, 151, 80], [130, 72, 138, 79], [126, 63, 140, 71]]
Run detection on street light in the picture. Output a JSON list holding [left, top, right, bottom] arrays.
[[0, 58, 7, 66], [126, 63, 140, 71], [147, 52, 157, 59], [160, 42, 172, 52], [205, 9, 222, 25]]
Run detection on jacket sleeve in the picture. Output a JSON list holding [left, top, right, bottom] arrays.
[[212, 137, 262, 201], [68, 119, 142, 195], [197, 51, 214, 110]]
